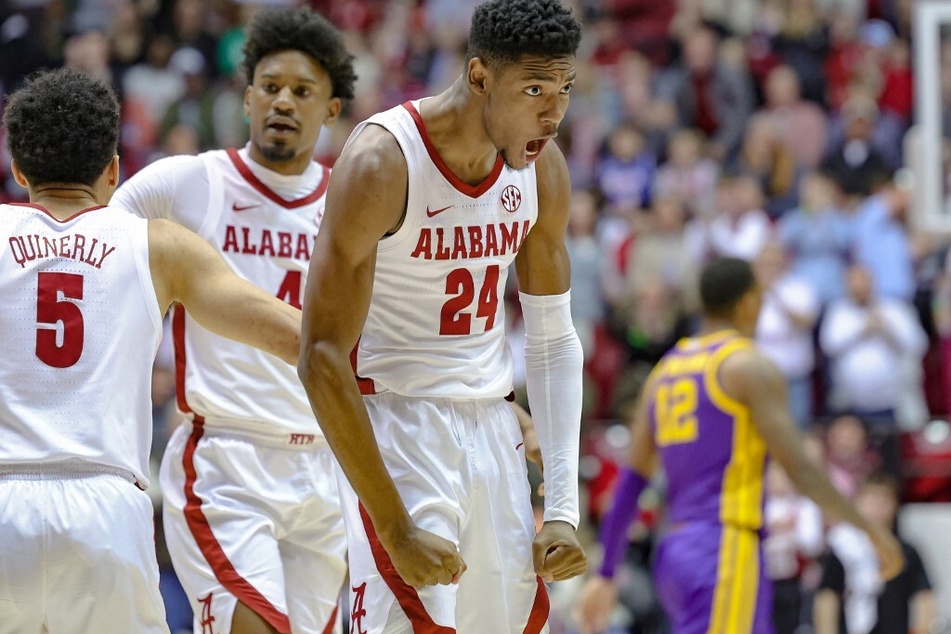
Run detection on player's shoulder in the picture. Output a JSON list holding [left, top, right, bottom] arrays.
[[718, 342, 785, 396], [533, 138, 570, 205], [132, 152, 207, 180], [334, 124, 407, 190]]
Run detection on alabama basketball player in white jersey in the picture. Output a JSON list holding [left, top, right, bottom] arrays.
[[299, 1, 587, 632], [110, 8, 356, 634], [0, 69, 303, 633]]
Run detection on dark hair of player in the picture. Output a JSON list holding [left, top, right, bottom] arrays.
[[466, 0, 582, 69], [242, 7, 357, 101], [700, 257, 757, 318], [3, 68, 119, 187]]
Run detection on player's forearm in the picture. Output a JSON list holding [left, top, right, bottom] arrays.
[[787, 454, 872, 533], [911, 592, 936, 634], [521, 291, 583, 528], [297, 342, 412, 538], [812, 591, 840, 634], [208, 293, 301, 365]]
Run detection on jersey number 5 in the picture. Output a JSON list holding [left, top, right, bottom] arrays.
[[440, 265, 500, 335], [36, 272, 84, 368], [655, 378, 699, 446]]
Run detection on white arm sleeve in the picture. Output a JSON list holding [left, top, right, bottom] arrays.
[[519, 290, 583, 528], [111, 155, 209, 231]]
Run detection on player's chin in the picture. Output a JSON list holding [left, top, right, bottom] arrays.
[[259, 142, 297, 163]]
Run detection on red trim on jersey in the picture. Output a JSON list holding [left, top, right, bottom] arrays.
[[523, 577, 550, 634], [349, 340, 376, 395], [172, 307, 204, 423], [182, 422, 292, 634], [358, 504, 456, 633], [9, 202, 106, 223], [226, 147, 329, 209], [401, 102, 503, 198], [320, 604, 339, 634]]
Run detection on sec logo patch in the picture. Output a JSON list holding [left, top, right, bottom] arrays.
[[500, 185, 521, 212]]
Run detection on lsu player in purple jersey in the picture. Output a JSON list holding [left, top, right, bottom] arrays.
[[575, 257, 903, 634]]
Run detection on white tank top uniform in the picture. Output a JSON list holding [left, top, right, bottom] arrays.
[[0, 202, 168, 632], [338, 101, 552, 634], [114, 146, 328, 441], [111, 147, 347, 634]]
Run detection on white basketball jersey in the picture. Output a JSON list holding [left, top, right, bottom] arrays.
[[112, 147, 327, 439], [0, 203, 162, 485], [349, 100, 539, 398]]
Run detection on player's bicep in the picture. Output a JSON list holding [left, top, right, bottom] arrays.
[[301, 127, 407, 351], [150, 219, 301, 362], [515, 140, 571, 295], [726, 351, 804, 475]]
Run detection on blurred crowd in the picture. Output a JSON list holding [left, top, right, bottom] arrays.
[[3, 0, 951, 632]]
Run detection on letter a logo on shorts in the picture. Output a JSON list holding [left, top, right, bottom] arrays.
[[198, 593, 216, 634], [350, 582, 369, 634]]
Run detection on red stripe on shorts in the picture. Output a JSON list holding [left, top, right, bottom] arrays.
[[321, 604, 339, 634], [358, 504, 456, 633], [181, 421, 292, 634], [523, 576, 550, 634]]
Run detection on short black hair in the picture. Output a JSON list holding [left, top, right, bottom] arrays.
[[3, 68, 119, 187], [700, 257, 757, 317], [467, 0, 582, 68], [242, 7, 356, 101]]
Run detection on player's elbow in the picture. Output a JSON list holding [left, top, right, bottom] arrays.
[[297, 337, 343, 392]]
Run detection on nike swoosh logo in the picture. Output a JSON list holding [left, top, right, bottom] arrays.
[[426, 205, 453, 218], [232, 202, 259, 212], [515, 442, 524, 451]]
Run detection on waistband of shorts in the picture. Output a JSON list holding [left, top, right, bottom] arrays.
[[668, 520, 762, 535], [362, 391, 514, 407], [191, 417, 328, 450], [0, 460, 137, 483]]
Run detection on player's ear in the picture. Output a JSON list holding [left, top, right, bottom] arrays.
[[9, 160, 29, 189], [106, 155, 120, 187], [323, 97, 342, 127], [467, 57, 491, 96], [243, 85, 253, 118]]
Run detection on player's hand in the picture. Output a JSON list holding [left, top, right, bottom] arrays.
[[573, 575, 618, 634], [382, 524, 466, 588], [868, 524, 904, 581], [512, 403, 544, 473], [533, 520, 587, 583], [521, 424, 543, 474]]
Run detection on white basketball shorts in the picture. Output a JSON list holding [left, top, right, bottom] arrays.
[[0, 462, 169, 634], [160, 421, 347, 634], [340, 393, 550, 634]]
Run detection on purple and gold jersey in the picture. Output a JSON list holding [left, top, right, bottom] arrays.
[[647, 330, 768, 531]]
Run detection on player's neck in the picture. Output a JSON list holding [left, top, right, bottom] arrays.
[[697, 319, 739, 338], [418, 80, 500, 185], [247, 145, 311, 177], [28, 184, 104, 219]]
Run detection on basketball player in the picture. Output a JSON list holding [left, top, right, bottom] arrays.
[[110, 8, 356, 634], [574, 257, 904, 634], [0, 69, 303, 633], [298, 0, 586, 632]]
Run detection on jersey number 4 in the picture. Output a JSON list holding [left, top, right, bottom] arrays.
[[35, 272, 84, 368], [440, 265, 500, 336]]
